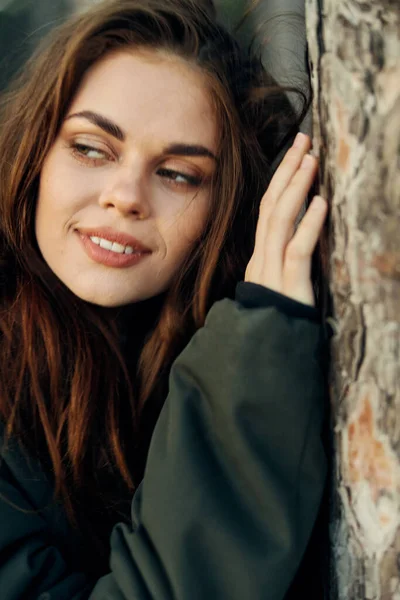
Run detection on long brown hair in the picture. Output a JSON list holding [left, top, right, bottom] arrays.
[[0, 0, 308, 570]]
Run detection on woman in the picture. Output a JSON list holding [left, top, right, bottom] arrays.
[[0, 0, 328, 598]]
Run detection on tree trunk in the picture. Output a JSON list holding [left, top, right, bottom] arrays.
[[305, 1, 400, 598]]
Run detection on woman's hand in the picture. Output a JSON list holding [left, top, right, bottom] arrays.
[[244, 133, 328, 307]]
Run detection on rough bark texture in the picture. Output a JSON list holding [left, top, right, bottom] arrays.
[[305, 1, 400, 598]]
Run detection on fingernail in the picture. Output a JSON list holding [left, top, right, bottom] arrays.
[[300, 154, 315, 169], [293, 132, 306, 148]]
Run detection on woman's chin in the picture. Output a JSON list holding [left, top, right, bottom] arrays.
[[66, 282, 164, 308]]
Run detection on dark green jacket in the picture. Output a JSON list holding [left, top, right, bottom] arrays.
[[0, 283, 327, 599]]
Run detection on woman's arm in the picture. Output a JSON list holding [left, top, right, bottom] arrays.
[[90, 285, 327, 599]]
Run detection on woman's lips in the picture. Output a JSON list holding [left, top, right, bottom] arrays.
[[77, 227, 151, 252], [77, 229, 152, 268]]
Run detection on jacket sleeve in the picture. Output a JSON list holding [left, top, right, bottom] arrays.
[[0, 285, 327, 600], [91, 284, 327, 599]]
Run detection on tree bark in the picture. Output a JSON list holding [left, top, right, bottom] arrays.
[[305, 1, 400, 598]]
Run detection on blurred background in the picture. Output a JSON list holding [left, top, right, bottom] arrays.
[[0, 0, 308, 103], [0, 0, 242, 92], [1, 0, 66, 91]]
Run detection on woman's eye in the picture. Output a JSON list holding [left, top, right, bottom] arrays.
[[157, 168, 203, 188], [70, 142, 110, 164]]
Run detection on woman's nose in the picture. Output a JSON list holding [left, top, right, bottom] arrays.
[[98, 167, 151, 219]]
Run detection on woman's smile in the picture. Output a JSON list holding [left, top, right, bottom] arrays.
[[76, 226, 152, 268]]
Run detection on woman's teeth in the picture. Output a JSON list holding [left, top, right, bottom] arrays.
[[90, 236, 134, 254]]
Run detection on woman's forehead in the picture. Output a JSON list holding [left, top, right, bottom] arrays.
[[67, 50, 218, 152]]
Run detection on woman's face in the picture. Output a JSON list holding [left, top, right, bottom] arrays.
[[36, 49, 218, 306]]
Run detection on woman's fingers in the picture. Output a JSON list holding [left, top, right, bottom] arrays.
[[254, 153, 319, 293], [282, 195, 328, 305], [245, 132, 329, 307], [254, 133, 312, 250], [263, 132, 311, 209], [265, 153, 318, 252]]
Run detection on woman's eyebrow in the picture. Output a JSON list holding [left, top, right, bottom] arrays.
[[162, 143, 217, 162], [65, 110, 125, 142], [64, 110, 217, 161]]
